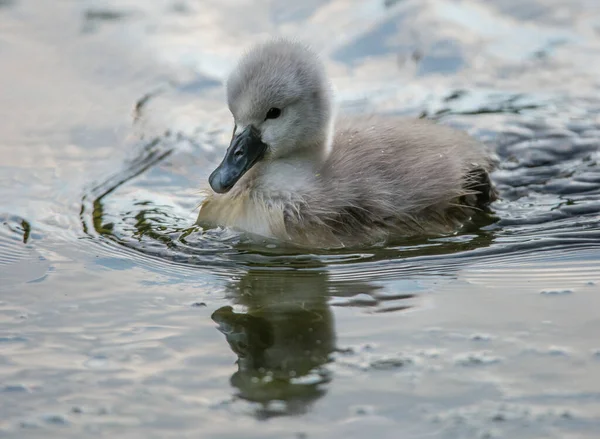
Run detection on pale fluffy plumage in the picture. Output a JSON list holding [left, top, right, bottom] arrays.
[[197, 39, 497, 248]]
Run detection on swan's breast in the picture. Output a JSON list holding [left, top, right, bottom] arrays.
[[197, 191, 287, 239]]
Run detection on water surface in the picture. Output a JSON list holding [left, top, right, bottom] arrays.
[[1, 0, 600, 438]]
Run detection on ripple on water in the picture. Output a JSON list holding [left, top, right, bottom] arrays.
[[0, 215, 49, 287], [0, 215, 33, 266]]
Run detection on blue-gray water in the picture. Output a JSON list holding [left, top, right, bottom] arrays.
[[1, 1, 600, 438]]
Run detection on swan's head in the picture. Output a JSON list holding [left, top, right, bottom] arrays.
[[209, 39, 332, 194]]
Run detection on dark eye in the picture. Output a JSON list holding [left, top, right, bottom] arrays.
[[265, 108, 281, 120]]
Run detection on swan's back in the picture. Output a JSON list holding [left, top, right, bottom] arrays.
[[283, 116, 497, 246]]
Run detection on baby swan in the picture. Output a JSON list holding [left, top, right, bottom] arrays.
[[197, 39, 497, 248]]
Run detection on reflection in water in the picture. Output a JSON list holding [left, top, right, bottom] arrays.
[[211, 270, 337, 418]]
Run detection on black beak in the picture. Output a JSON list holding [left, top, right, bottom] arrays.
[[208, 125, 268, 194]]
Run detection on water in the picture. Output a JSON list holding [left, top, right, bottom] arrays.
[[1, 0, 600, 437]]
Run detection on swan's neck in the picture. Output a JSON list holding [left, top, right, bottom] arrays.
[[253, 116, 335, 194], [323, 103, 336, 158], [255, 149, 322, 194]]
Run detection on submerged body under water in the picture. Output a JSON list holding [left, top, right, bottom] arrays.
[[1, 0, 600, 438]]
